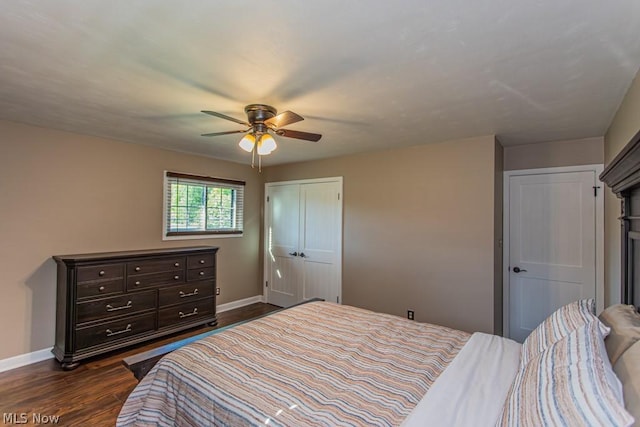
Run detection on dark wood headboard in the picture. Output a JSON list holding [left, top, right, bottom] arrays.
[[600, 128, 640, 309]]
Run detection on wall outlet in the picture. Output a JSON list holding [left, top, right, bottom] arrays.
[[216, 287, 220, 295], [407, 310, 414, 320]]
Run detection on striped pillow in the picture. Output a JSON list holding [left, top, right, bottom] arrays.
[[520, 298, 609, 366], [497, 321, 633, 427]]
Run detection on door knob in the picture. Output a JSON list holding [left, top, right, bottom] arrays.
[[299, 252, 307, 258], [289, 252, 298, 256], [512, 266, 527, 273]]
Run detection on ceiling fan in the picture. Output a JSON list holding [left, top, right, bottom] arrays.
[[201, 104, 322, 169]]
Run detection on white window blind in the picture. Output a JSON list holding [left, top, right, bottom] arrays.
[[164, 171, 245, 237]]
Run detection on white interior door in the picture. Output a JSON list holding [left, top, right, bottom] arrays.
[[266, 184, 301, 307], [508, 171, 597, 342], [265, 178, 342, 307]]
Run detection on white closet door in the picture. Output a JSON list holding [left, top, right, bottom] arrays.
[[300, 181, 341, 303], [265, 184, 301, 307], [265, 178, 342, 307]]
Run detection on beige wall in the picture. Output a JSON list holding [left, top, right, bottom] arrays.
[[604, 72, 640, 305], [503, 137, 604, 171], [264, 135, 502, 334], [0, 120, 263, 359]]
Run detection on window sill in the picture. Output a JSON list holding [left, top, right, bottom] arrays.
[[162, 233, 243, 241]]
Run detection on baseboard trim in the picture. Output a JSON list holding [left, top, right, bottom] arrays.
[[0, 347, 54, 373], [0, 295, 266, 373], [217, 295, 264, 313]]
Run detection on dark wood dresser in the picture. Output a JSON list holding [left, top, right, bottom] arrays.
[[52, 246, 219, 369]]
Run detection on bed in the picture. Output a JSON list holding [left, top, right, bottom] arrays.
[[118, 131, 640, 426]]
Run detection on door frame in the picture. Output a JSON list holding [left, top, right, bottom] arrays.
[[263, 176, 343, 305], [502, 164, 604, 338]]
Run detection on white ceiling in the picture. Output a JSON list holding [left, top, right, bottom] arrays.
[[1, 1, 640, 166]]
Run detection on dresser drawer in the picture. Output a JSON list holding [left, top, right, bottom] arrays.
[[127, 271, 184, 290], [187, 267, 215, 281], [77, 278, 124, 299], [76, 290, 156, 324], [187, 254, 215, 269], [158, 298, 214, 329], [159, 282, 214, 308], [77, 264, 124, 283], [75, 312, 156, 351], [127, 256, 185, 275]]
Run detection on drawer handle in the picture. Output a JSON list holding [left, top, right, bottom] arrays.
[[174, 275, 180, 280], [199, 259, 205, 264], [179, 289, 199, 298], [135, 266, 141, 272], [106, 324, 132, 337], [174, 262, 180, 267], [199, 271, 205, 276], [134, 281, 141, 286], [106, 301, 132, 312], [99, 270, 105, 276], [99, 286, 105, 292], [179, 308, 198, 318]]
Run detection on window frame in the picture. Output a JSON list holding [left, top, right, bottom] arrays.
[[162, 171, 245, 240]]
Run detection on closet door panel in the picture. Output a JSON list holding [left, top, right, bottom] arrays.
[[300, 182, 340, 264], [266, 184, 301, 307]]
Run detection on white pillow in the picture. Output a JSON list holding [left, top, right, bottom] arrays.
[[598, 304, 640, 364], [613, 341, 640, 426]]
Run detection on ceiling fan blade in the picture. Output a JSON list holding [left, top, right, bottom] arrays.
[[276, 129, 322, 142], [201, 110, 250, 126], [201, 129, 248, 137], [265, 111, 304, 128]]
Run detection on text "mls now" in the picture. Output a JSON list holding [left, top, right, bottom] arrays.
[[3, 413, 60, 424]]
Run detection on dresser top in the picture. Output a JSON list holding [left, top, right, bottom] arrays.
[[53, 246, 219, 263]]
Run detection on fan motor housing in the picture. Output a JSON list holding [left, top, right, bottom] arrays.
[[245, 104, 277, 126]]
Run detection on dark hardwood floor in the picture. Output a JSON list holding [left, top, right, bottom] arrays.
[[0, 302, 280, 426]]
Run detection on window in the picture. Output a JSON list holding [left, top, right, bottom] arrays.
[[164, 171, 245, 238]]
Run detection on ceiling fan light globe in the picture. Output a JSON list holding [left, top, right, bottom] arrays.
[[239, 134, 256, 152], [259, 134, 277, 154], [256, 139, 270, 155]]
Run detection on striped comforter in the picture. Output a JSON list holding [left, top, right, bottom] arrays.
[[117, 301, 470, 426]]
